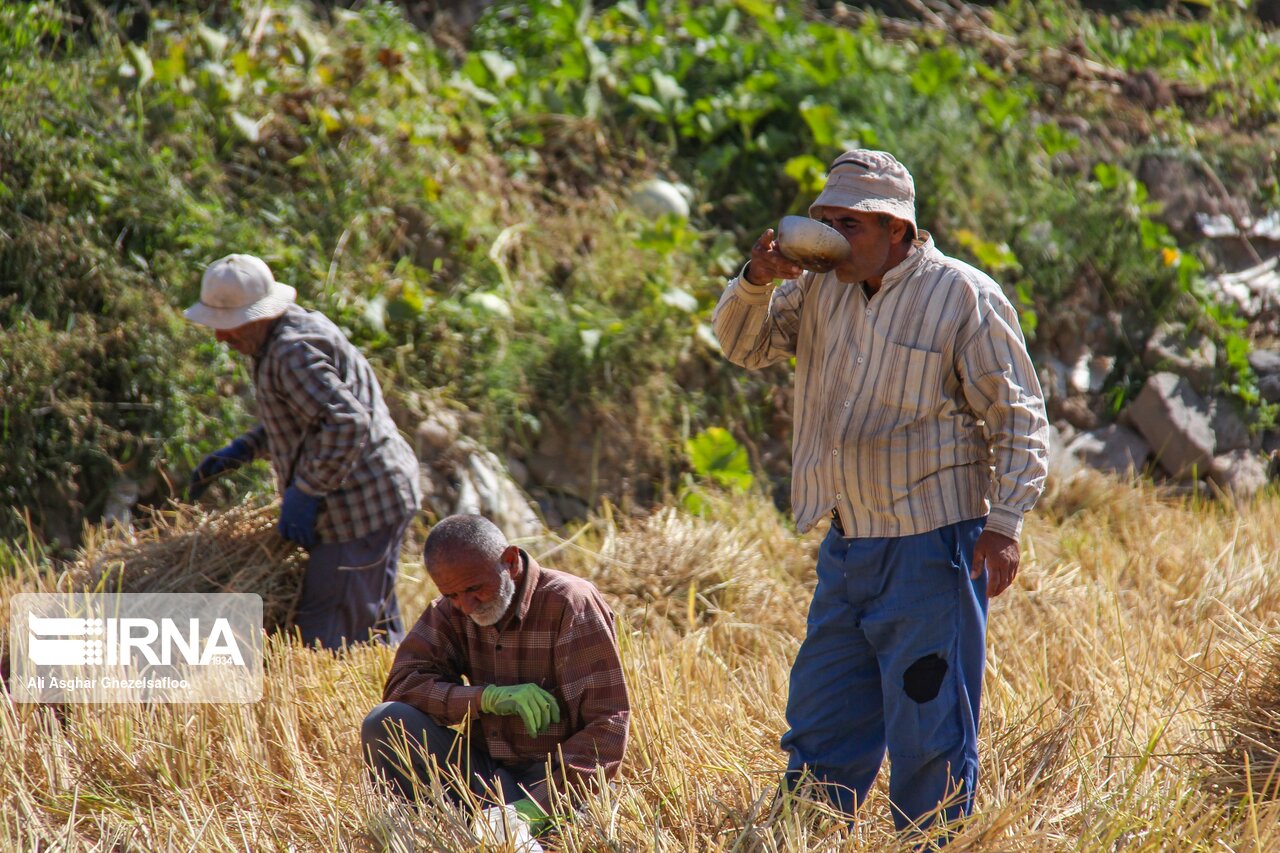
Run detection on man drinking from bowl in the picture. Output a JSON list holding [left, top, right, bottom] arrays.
[[712, 150, 1049, 836]]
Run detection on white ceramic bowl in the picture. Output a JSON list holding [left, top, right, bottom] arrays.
[[776, 215, 852, 272]]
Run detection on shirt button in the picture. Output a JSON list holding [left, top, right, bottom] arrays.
[[495, 644, 503, 651], [865, 309, 872, 317], [836, 493, 843, 500], [832, 449, 839, 456], [844, 400, 850, 408], [856, 357, 864, 364]]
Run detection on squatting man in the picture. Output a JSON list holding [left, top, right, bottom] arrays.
[[184, 253, 422, 650], [713, 149, 1049, 834], [362, 513, 630, 841]]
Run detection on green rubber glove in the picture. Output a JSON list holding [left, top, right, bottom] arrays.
[[511, 797, 552, 834], [480, 683, 560, 737]]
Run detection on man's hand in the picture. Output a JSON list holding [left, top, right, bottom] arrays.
[[278, 485, 321, 549], [744, 228, 804, 286], [971, 530, 1020, 598], [188, 438, 255, 500], [481, 683, 560, 737]]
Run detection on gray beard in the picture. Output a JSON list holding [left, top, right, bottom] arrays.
[[469, 570, 517, 627]]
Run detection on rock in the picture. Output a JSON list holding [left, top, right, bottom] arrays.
[[629, 179, 691, 220], [1143, 322, 1217, 393], [1063, 424, 1151, 478], [1260, 374, 1280, 405], [416, 413, 459, 454], [1069, 352, 1114, 395], [414, 410, 542, 540], [1046, 423, 1080, 480], [1127, 372, 1216, 480], [1038, 354, 1070, 405], [1248, 348, 1280, 377], [102, 478, 140, 530], [1208, 257, 1280, 318], [1057, 395, 1100, 431], [1209, 449, 1270, 501], [1207, 396, 1252, 453]]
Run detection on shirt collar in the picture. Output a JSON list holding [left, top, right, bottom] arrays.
[[252, 306, 298, 360], [878, 230, 935, 292], [495, 549, 541, 631]]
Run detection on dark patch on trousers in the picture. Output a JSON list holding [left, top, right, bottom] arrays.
[[902, 654, 948, 703]]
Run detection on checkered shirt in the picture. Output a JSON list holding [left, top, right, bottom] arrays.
[[239, 305, 422, 543], [382, 553, 630, 811]]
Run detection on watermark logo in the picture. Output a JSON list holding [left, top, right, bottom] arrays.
[[10, 593, 263, 704]]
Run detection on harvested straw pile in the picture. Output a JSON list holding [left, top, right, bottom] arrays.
[[566, 505, 811, 641], [72, 502, 306, 632], [1201, 629, 1280, 800]]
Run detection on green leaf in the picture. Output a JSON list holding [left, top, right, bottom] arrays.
[[783, 154, 828, 196], [910, 49, 964, 96], [799, 100, 838, 147], [686, 427, 753, 491]]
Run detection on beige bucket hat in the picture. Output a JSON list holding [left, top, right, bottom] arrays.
[[184, 254, 297, 330], [809, 149, 917, 237]]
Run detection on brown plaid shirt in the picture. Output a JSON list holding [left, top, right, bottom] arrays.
[[382, 553, 630, 810], [239, 305, 422, 543]]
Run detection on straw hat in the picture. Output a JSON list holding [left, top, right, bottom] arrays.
[[184, 254, 296, 330]]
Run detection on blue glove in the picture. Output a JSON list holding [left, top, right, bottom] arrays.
[[188, 438, 256, 500], [278, 485, 321, 549]]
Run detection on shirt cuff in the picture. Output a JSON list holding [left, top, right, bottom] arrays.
[[730, 263, 774, 304], [985, 505, 1024, 540], [444, 684, 486, 721]]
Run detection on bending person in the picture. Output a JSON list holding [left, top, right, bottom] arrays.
[[362, 514, 630, 838]]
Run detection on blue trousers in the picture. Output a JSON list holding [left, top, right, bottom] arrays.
[[362, 701, 547, 805], [781, 517, 988, 832], [293, 518, 410, 650]]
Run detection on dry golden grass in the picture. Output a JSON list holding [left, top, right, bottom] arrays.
[[5, 474, 1280, 851]]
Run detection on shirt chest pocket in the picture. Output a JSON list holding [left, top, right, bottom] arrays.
[[875, 341, 947, 416]]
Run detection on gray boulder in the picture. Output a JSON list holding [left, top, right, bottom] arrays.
[[1143, 323, 1217, 393], [1063, 424, 1151, 478], [1248, 348, 1280, 377], [1207, 396, 1252, 453], [1210, 449, 1270, 501], [1128, 372, 1216, 480]]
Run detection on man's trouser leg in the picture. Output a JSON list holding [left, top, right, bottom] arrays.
[[780, 523, 888, 815], [780, 518, 988, 832], [362, 701, 543, 805], [293, 517, 410, 650]]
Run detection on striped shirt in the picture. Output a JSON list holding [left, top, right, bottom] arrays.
[[713, 233, 1049, 541], [382, 553, 630, 811], [239, 305, 422, 543]]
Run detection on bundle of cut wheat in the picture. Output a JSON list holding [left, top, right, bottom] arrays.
[[70, 502, 306, 632]]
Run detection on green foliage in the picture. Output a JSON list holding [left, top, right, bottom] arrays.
[[682, 426, 753, 515], [3, 0, 1278, 541], [686, 427, 754, 491]]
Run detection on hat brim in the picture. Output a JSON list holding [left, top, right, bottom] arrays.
[[184, 283, 297, 330], [809, 191, 917, 229]]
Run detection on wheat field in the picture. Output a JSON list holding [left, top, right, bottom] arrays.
[[3, 473, 1280, 851]]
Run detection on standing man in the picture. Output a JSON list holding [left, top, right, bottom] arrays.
[[713, 150, 1049, 833], [362, 514, 629, 839], [185, 253, 422, 650]]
